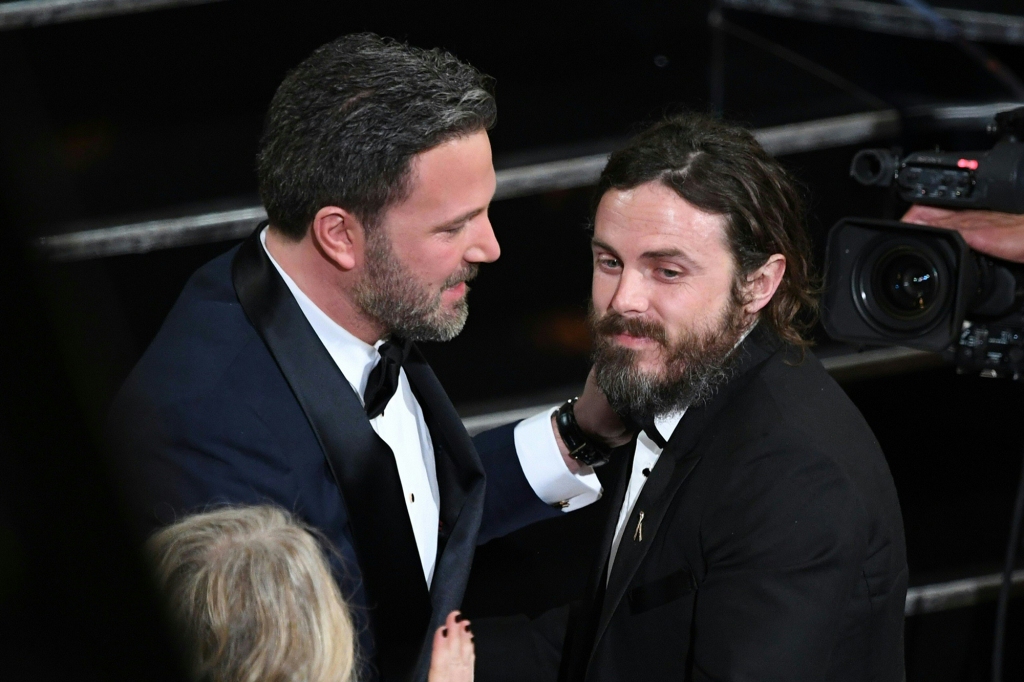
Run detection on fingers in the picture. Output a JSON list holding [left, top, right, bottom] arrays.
[[902, 206, 1024, 263], [431, 620, 451, 672], [902, 205, 957, 226], [962, 225, 1024, 264], [429, 610, 474, 682]]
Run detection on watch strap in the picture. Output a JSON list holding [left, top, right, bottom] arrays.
[[554, 397, 612, 467]]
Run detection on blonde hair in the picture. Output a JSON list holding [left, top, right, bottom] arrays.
[[147, 506, 356, 682]]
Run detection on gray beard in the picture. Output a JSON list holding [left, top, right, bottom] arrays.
[[590, 301, 749, 425], [353, 231, 475, 342]]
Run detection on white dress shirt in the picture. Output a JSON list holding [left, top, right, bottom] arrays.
[[607, 411, 686, 582], [260, 228, 601, 585]]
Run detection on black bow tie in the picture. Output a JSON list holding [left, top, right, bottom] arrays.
[[639, 416, 668, 449], [363, 336, 411, 420]]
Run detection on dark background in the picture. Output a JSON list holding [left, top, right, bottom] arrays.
[[2, 1, 1023, 679]]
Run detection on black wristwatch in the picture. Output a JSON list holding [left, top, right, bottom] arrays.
[[555, 397, 612, 467]]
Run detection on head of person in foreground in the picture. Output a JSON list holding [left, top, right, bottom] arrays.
[[147, 505, 357, 682], [588, 111, 819, 425], [147, 506, 474, 682]]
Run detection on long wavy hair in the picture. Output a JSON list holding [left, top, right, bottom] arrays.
[[594, 112, 819, 350]]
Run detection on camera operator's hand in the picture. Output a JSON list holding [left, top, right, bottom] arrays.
[[902, 205, 1024, 264]]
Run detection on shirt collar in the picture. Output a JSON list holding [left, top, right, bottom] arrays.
[[260, 227, 382, 397]]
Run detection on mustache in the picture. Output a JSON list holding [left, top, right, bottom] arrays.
[[590, 310, 668, 346], [442, 263, 479, 290]]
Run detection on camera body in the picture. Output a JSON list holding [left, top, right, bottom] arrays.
[[823, 218, 1024, 379], [850, 143, 1024, 213], [850, 106, 1024, 213]]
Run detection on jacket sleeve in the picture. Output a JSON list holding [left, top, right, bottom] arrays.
[[472, 423, 562, 545], [691, 438, 869, 682]]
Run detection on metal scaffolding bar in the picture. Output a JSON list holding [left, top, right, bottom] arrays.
[[0, 0, 222, 29], [719, 0, 1024, 46], [819, 346, 947, 382], [36, 206, 267, 263], [31, 102, 1019, 262], [904, 570, 1024, 616], [34, 110, 902, 262]]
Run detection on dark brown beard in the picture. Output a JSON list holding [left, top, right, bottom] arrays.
[[589, 295, 750, 425]]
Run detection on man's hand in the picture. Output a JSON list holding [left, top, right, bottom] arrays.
[[902, 205, 1024, 264], [553, 368, 634, 473]]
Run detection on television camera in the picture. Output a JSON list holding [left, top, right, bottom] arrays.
[[823, 106, 1024, 379]]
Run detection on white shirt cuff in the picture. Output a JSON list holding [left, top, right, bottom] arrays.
[[513, 407, 603, 512]]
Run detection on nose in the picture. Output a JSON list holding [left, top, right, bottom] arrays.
[[608, 268, 649, 316], [465, 214, 501, 264]]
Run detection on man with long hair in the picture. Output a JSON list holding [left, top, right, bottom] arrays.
[[551, 113, 907, 681], [565, 110, 909, 675]]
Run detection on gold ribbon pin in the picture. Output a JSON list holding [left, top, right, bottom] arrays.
[[633, 510, 645, 542]]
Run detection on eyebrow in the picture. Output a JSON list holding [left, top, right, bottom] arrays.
[[591, 238, 701, 270], [431, 207, 486, 232]]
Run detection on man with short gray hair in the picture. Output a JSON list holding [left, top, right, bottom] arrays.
[[107, 33, 623, 682]]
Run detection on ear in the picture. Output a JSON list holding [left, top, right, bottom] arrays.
[[742, 254, 786, 315], [310, 205, 365, 271]]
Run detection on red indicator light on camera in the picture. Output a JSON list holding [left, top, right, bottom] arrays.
[[957, 158, 979, 170]]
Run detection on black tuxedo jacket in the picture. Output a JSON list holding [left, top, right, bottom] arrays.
[[560, 327, 908, 682], [106, 229, 561, 682]]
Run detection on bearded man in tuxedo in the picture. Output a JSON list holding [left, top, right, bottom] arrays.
[[553, 112, 908, 682], [561, 111, 913, 679], [106, 33, 627, 682]]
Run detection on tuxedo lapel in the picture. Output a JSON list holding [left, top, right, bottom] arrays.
[[232, 227, 430, 682], [402, 348, 486, 674], [558, 442, 635, 682], [593, 415, 706, 651]]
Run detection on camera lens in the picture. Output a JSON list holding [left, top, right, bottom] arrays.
[[854, 237, 953, 334], [875, 250, 939, 317]]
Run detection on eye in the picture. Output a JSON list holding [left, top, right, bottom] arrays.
[[658, 268, 683, 280], [596, 256, 621, 271], [440, 223, 467, 236]]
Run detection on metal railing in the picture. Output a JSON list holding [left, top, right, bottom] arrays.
[[35, 102, 1021, 263], [719, 0, 1024, 46], [35, 110, 906, 262], [904, 570, 1024, 616], [0, 0, 222, 29]]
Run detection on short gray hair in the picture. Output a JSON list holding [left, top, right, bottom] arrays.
[[147, 506, 356, 682], [257, 32, 497, 239]]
